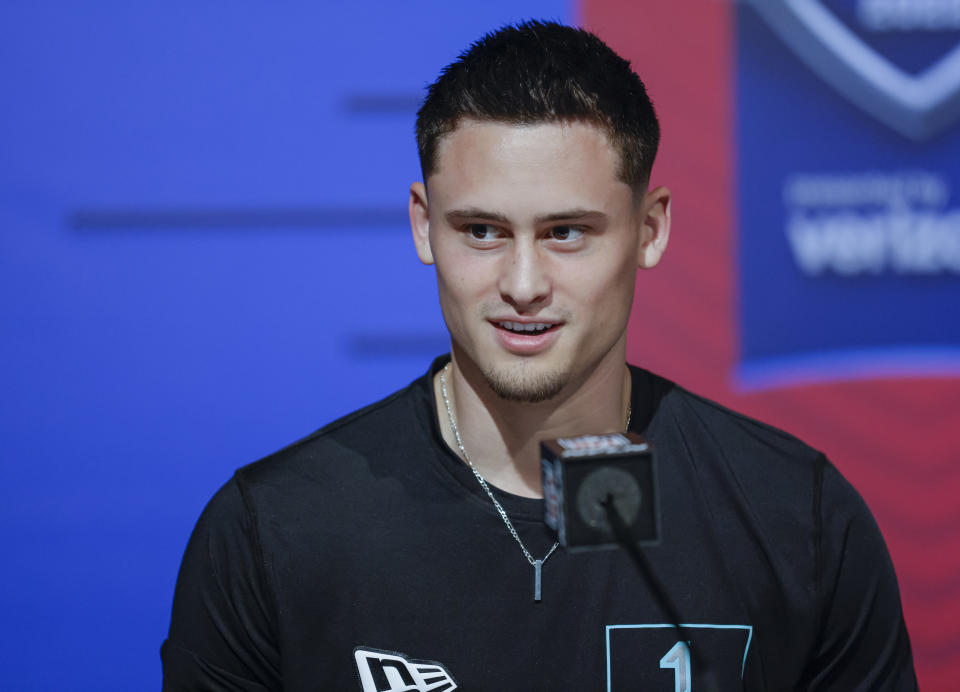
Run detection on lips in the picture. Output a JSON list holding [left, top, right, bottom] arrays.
[[490, 319, 562, 354]]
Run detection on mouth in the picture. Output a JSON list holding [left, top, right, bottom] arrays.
[[493, 320, 561, 336], [491, 320, 561, 336], [490, 319, 562, 355]]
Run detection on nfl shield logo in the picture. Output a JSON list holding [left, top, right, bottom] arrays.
[[742, 0, 960, 140]]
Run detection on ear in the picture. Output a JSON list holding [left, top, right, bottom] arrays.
[[637, 186, 671, 269], [409, 181, 434, 265]]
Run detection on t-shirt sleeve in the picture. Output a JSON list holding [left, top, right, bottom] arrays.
[[161, 476, 282, 691], [801, 459, 918, 691]]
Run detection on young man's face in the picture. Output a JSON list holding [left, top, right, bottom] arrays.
[[410, 119, 669, 403]]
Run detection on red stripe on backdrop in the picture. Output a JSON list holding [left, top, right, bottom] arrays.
[[579, 0, 960, 687], [578, 0, 737, 400]]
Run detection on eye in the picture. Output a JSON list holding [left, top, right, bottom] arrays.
[[467, 224, 499, 240], [548, 225, 584, 241]]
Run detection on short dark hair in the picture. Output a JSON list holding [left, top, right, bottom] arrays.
[[415, 20, 660, 191]]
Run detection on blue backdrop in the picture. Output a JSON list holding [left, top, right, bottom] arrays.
[[0, 2, 569, 688]]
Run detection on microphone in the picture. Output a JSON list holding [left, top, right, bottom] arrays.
[[541, 432, 658, 551]]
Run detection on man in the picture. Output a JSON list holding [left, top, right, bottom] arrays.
[[162, 21, 917, 691]]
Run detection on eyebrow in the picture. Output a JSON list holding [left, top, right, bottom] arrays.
[[445, 208, 607, 225], [445, 209, 510, 225], [535, 209, 607, 224]]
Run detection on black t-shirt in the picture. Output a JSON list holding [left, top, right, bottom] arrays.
[[162, 358, 917, 691]]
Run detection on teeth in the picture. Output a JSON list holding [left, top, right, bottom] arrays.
[[499, 321, 553, 333]]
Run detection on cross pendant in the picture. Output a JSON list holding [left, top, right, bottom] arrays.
[[534, 559, 543, 602]]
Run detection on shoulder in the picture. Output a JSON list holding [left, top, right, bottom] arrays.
[[643, 374, 872, 519], [631, 366, 829, 558], [632, 366, 823, 477], [226, 363, 443, 524], [239, 366, 434, 482]]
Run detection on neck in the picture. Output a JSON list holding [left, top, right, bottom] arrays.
[[435, 347, 632, 498]]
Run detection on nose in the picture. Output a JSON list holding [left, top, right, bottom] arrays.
[[498, 241, 550, 311]]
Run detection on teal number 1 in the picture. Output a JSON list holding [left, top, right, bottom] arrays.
[[659, 641, 692, 692]]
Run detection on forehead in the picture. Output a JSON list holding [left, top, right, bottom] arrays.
[[427, 119, 631, 213]]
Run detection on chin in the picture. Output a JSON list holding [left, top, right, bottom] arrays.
[[482, 363, 570, 403]]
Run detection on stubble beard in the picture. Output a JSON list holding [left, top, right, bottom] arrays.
[[482, 361, 569, 403]]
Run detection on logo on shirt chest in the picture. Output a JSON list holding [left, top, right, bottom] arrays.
[[354, 647, 457, 692]]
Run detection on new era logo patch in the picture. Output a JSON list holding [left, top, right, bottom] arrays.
[[354, 647, 457, 692]]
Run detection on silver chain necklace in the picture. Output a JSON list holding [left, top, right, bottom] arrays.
[[438, 363, 630, 602]]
